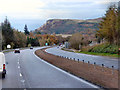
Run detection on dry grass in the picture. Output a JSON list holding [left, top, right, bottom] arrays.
[[35, 48, 119, 89]]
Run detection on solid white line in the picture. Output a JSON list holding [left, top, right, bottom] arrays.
[[33, 51, 99, 88]]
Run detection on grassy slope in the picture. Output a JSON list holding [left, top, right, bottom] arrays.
[[62, 43, 119, 58], [76, 51, 118, 58]]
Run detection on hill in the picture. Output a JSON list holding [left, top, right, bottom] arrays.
[[35, 18, 102, 34]]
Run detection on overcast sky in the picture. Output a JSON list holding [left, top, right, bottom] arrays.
[[0, 0, 119, 31]]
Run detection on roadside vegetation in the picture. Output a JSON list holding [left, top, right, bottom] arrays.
[[68, 4, 119, 57], [1, 18, 66, 50]]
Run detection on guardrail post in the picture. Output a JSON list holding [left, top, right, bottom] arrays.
[[82, 60, 84, 63], [102, 64, 104, 71], [88, 61, 90, 67], [74, 58, 75, 60], [88, 61, 90, 64], [112, 66, 114, 74], [94, 62, 96, 69]]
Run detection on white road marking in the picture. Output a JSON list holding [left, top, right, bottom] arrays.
[[33, 51, 99, 88], [18, 62, 20, 64], [21, 80, 25, 83], [18, 66, 20, 69], [20, 73, 22, 77]]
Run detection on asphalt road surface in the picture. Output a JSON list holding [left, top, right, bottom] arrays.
[[1, 46, 99, 89], [46, 47, 118, 69]]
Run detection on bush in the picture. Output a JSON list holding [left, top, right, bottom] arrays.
[[81, 43, 118, 54]]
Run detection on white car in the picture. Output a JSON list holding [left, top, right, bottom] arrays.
[[0, 52, 6, 78]]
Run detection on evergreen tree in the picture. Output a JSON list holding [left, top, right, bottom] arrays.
[[24, 24, 29, 35], [97, 5, 118, 44], [2, 17, 14, 48]]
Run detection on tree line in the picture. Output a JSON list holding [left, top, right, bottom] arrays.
[[1, 18, 27, 49], [1, 18, 62, 50]]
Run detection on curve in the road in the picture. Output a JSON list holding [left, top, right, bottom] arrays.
[[45, 47, 118, 69]]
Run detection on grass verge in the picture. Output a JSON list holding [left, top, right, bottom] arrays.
[[76, 51, 118, 58], [62, 48, 118, 58]]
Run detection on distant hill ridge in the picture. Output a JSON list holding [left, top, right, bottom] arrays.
[[35, 18, 102, 34]]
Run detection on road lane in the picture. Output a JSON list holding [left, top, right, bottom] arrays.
[[2, 47, 99, 88], [46, 47, 118, 69], [2, 52, 21, 88]]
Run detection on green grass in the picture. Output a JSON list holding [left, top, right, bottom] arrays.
[[75, 51, 119, 58], [61, 47, 119, 58]]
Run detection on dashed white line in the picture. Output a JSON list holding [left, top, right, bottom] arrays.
[[20, 73, 22, 77], [18, 62, 20, 64], [18, 66, 20, 69], [21, 80, 25, 83]]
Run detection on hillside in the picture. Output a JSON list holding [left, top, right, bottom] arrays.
[[35, 18, 102, 34]]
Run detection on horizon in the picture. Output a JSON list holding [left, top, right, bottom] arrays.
[[0, 0, 119, 31]]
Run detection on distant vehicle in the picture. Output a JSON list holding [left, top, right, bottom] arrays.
[[0, 52, 6, 78], [14, 49, 20, 53], [30, 47, 33, 49]]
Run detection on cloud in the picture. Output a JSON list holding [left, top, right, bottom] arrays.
[[0, 0, 119, 30]]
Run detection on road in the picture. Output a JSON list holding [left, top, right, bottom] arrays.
[[46, 47, 118, 69], [1, 47, 98, 88]]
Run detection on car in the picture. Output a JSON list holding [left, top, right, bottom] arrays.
[[0, 52, 6, 78], [14, 49, 20, 53], [30, 47, 33, 49]]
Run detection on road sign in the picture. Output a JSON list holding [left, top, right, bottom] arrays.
[[45, 43, 48, 46], [7, 45, 11, 49]]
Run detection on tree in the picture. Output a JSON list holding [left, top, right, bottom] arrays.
[[96, 4, 118, 44], [13, 30, 27, 48], [24, 24, 29, 35], [116, 2, 120, 45], [2, 17, 14, 49]]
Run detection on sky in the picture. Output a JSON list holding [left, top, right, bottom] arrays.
[[0, 0, 119, 31]]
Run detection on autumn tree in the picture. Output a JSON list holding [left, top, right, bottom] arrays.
[[13, 30, 27, 48], [96, 4, 118, 44]]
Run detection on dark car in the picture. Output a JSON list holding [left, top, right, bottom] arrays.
[[30, 47, 33, 49], [14, 49, 20, 53]]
